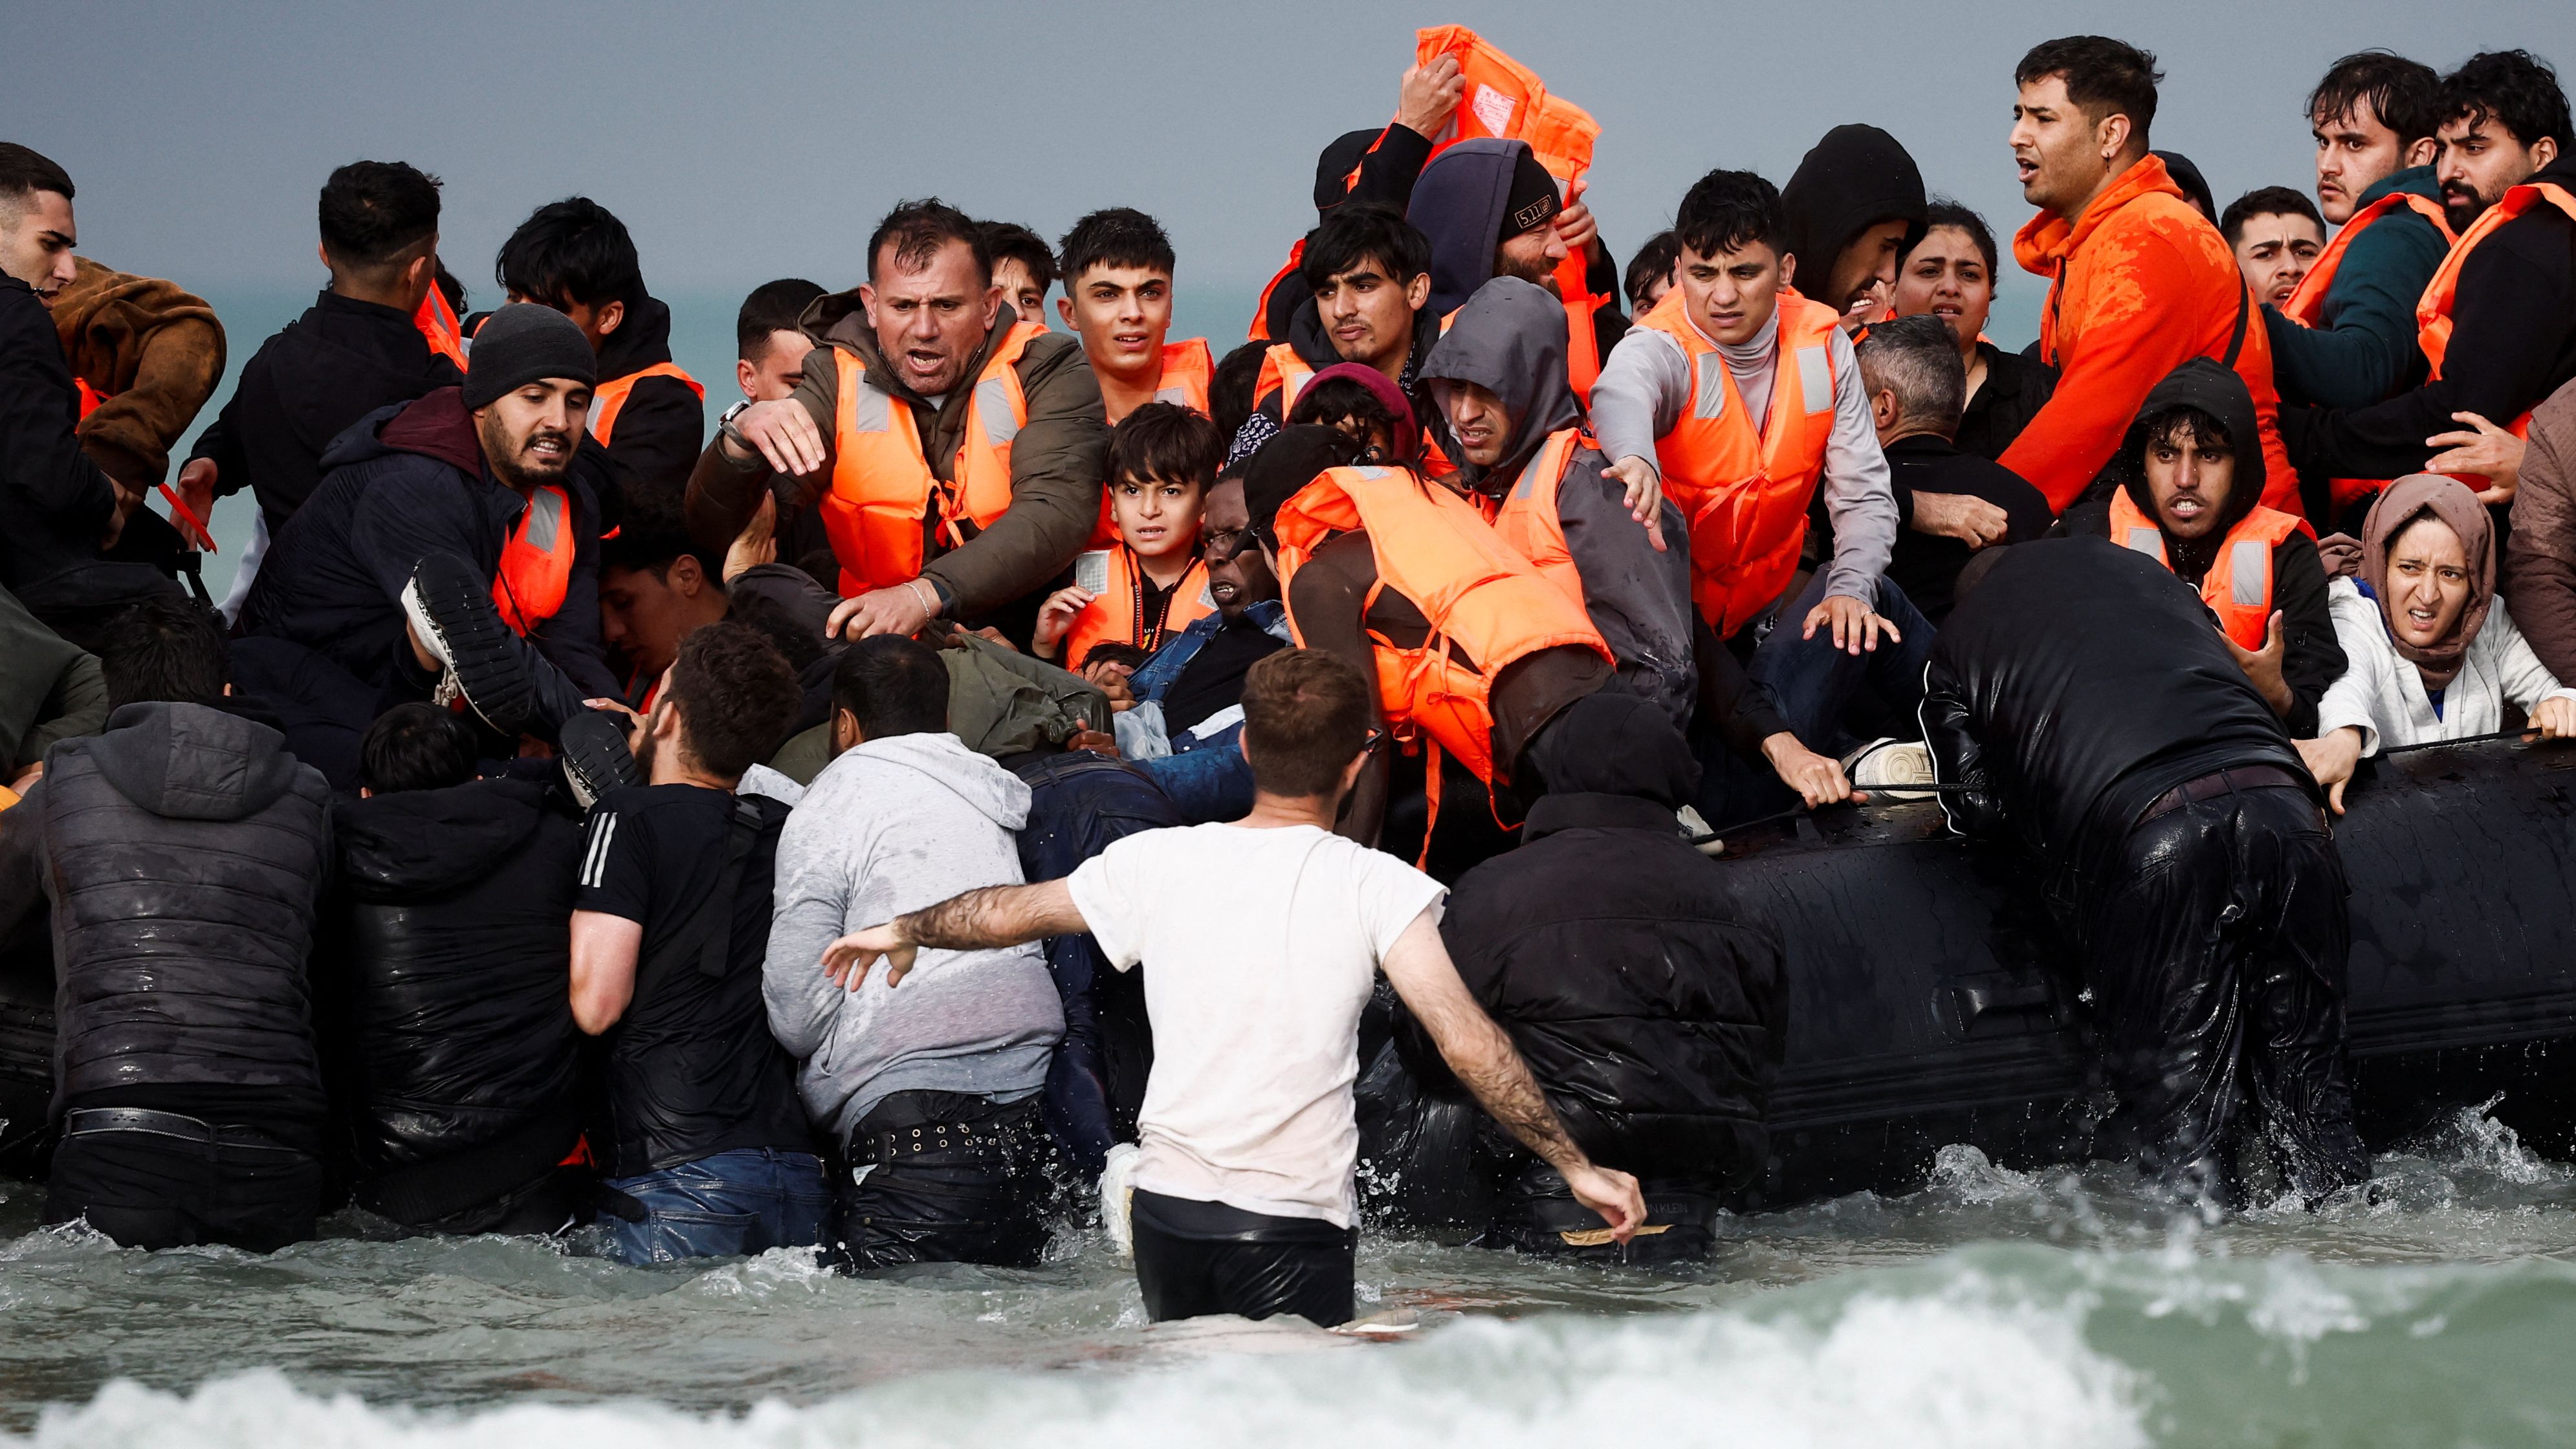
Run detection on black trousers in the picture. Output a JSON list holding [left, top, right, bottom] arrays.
[[2075, 783, 2369, 1203], [1129, 1190, 1356, 1327], [826, 1091, 1051, 1274], [45, 1122, 324, 1252]]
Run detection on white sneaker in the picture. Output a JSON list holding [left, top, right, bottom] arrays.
[[1099, 1142, 1139, 1258], [1842, 738, 1938, 801], [1675, 804, 1723, 856]]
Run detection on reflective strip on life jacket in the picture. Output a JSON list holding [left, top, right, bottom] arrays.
[[588, 361, 706, 447], [1488, 428, 1590, 604], [1255, 343, 1317, 416], [2281, 191, 2454, 328], [819, 322, 1039, 598], [1273, 463, 1608, 789], [414, 287, 470, 373], [1633, 287, 1843, 638], [2107, 489, 2305, 650], [1062, 548, 1215, 673], [493, 484, 577, 635]]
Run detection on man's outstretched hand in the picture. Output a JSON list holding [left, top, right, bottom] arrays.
[[820, 922, 917, 990], [1562, 1162, 1646, 1242]]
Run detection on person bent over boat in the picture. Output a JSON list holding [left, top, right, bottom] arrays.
[[1922, 538, 2368, 1205], [763, 637, 1068, 1272], [816, 649, 1644, 1327], [1435, 692, 1785, 1260]]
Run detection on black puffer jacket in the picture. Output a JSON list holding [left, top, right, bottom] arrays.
[[329, 778, 585, 1182], [1921, 536, 2315, 886], [1433, 693, 1785, 1188], [41, 702, 332, 1109]]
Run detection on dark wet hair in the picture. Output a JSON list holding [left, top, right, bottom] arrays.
[[0, 144, 72, 205], [1110, 402, 1220, 488], [496, 197, 643, 311], [2442, 50, 2572, 151], [868, 199, 989, 285], [359, 702, 478, 794], [318, 161, 440, 268], [600, 489, 720, 587], [736, 278, 822, 358], [1059, 207, 1176, 283], [831, 634, 949, 740], [1241, 649, 1373, 799], [978, 219, 1056, 293], [664, 622, 800, 779], [1289, 375, 1406, 461], [2307, 50, 2445, 147], [1674, 170, 1786, 261], [2219, 186, 2324, 246], [98, 594, 228, 711], [1301, 204, 1431, 289], [2016, 36, 2163, 146], [1624, 230, 1682, 312], [1913, 200, 1998, 275]]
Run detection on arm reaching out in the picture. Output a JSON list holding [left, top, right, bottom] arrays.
[[818, 878, 1087, 990], [1379, 908, 1645, 1239]]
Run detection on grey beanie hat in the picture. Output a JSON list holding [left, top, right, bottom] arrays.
[[462, 303, 597, 408]]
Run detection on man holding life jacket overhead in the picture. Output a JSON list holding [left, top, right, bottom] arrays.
[[2064, 358, 2348, 738], [239, 303, 623, 763], [688, 199, 1109, 646]]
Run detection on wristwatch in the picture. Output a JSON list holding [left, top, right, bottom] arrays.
[[718, 399, 754, 451]]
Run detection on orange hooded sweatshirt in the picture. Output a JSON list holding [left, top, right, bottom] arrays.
[[2000, 155, 2302, 518]]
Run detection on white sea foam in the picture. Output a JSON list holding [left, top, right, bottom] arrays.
[[10, 1286, 2147, 1449]]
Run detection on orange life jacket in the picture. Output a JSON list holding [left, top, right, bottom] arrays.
[[1632, 286, 1844, 638], [588, 362, 705, 446], [2282, 191, 2454, 327], [1274, 463, 1608, 789], [1062, 548, 1215, 671], [2107, 490, 2306, 651], [2416, 180, 2576, 442], [1484, 427, 1591, 604], [414, 287, 470, 373], [1412, 26, 1548, 154], [73, 377, 107, 419], [1255, 343, 1317, 416], [492, 484, 578, 636], [1150, 338, 1214, 413], [1523, 93, 1603, 400], [819, 323, 1039, 598]]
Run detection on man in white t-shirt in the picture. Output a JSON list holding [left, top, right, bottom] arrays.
[[820, 648, 1644, 1326]]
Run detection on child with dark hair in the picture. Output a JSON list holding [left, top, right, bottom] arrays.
[[567, 621, 817, 1265], [1033, 402, 1218, 672]]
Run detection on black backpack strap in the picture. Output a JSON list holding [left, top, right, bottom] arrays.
[[2221, 279, 2251, 369]]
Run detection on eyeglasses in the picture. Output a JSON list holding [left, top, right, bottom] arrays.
[[1202, 527, 1260, 561]]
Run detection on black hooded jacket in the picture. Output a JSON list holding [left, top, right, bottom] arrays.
[[1780, 125, 1928, 314], [1419, 277, 1697, 727], [41, 703, 333, 1123], [187, 289, 465, 534], [2061, 358, 2344, 736], [593, 294, 705, 509], [1259, 124, 1440, 342], [1435, 693, 1784, 1187], [1408, 140, 1626, 369], [1921, 537, 2315, 887], [241, 388, 621, 727], [325, 778, 586, 1189]]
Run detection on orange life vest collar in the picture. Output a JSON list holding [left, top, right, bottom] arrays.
[[819, 321, 1040, 598], [492, 483, 578, 636], [2107, 489, 2306, 650], [588, 362, 705, 446], [2282, 191, 2453, 328]]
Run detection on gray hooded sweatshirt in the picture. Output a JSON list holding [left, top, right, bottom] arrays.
[[1420, 277, 1699, 730], [762, 730, 1064, 1140]]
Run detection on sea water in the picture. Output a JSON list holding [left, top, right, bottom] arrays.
[[7, 1103, 2576, 1447]]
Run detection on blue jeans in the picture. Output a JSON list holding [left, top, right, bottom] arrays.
[[600, 1148, 828, 1265], [1132, 721, 1257, 823], [1745, 572, 1937, 757]]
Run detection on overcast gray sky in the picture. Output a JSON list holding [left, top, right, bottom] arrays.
[[21, 0, 2560, 308]]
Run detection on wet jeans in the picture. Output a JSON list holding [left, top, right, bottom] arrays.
[[2075, 783, 2369, 1204], [826, 1092, 1052, 1274], [1745, 572, 1937, 757], [599, 1148, 828, 1265], [1131, 721, 1256, 823]]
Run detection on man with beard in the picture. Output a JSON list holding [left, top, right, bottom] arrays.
[[1407, 139, 1624, 378], [239, 304, 621, 767], [2283, 50, 2575, 495]]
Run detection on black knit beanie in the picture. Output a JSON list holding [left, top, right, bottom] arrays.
[[463, 303, 597, 408], [1503, 148, 1563, 238]]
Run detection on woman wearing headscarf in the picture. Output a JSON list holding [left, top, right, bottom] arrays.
[[2302, 474, 2576, 811]]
